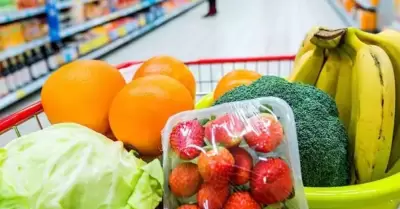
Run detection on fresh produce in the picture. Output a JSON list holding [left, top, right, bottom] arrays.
[[289, 47, 325, 85], [178, 205, 200, 209], [334, 49, 353, 130], [213, 70, 261, 100], [314, 49, 341, 98], [215, 76, 349, 187], [197, 183, 230, 209], [223, 192, 261, 209], [109, 75, 194, 156], [229, 147, 253, 185], [197, 147, 235, 184], [292, 26, 400, 184], [41, 60, 125, 134], [204, 113, 245, 148], [0, 123, 163, 209], [170, 119, 205, 160], [133, 55, 196, 99], [164, 98, 308, 209], [244, 113, 284, 153], [250, 158, 293, 204], [351, 29, 400, 174], [347, 36, 395, 183], [169, 162, 202, 197]]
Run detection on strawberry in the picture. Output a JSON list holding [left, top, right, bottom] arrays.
[[170, 120, 205, 160], [223, 192, 261, 209], [250, 158, 293, 204], [244, 113, 283, 153], [229, 147, 253, 185], [205, 114, 246, 148], [197, 183, 229, 209], [197, 147, 235, 184], [169, 162, 202, 197], [178, 205, 200, 209]]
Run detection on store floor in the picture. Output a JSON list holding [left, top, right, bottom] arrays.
[[1, 0, 347, 122]]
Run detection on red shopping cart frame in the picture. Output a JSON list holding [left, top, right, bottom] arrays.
[[0, 55, 295, 133]]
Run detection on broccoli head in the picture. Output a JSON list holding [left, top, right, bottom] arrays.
[[214, 76, 350, 187]]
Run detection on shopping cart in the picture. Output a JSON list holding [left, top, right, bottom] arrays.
[[0, 55, 399, 209]]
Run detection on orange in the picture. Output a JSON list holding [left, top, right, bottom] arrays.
[[214, 70, 262, 100], [41, 60, 125, 134], [109, 75, 194, 156], [133, 55, 196, 99]]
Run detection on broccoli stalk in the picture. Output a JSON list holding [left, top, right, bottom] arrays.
[[214, 76, 350, 187]]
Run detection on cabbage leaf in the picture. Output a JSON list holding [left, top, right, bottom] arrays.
[[0, 123, 163, 209]]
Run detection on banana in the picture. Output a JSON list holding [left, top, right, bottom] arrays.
[[353, 28, 400, 171], [334, 47, 354, 131], [335, 45, 358, 184], [289, 47, 325, 85], [346, 29, 396, 183], [294, 26, 319, 66], [315, 49, 341, 98]]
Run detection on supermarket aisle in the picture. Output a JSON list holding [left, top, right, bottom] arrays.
[[1, 0, 348, 118], [104, 0, 347, 64]]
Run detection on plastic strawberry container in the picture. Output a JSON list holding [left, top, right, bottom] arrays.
[[162, 97, 309, 209]]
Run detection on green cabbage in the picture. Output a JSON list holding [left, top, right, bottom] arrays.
[[0, 123, 163, 209]]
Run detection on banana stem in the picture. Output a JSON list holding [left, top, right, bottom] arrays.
[[310, 28, 346, 49]]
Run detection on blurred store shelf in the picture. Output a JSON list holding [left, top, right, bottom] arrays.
[[0, 0, 204, 111]]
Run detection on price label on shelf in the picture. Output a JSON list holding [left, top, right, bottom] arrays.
[[15, 89, 26, 99]]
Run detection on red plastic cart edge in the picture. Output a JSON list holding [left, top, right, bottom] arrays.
[[0, 55, 296, 132], [115, 55, 296, 69]]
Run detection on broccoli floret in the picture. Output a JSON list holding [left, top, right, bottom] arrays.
[[291, 82, 338, 117], [214, 76, 350, 187], [217, 76, 338, 117], [293, 98, 349, 186]]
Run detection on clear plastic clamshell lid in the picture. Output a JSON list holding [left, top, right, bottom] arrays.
[[162, 97, 309, 209]]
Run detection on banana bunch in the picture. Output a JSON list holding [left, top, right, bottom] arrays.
[[290, 27, 400, 184]]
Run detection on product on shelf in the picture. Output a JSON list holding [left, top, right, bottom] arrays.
[[84, 0, 110, 20], [113, 0, 140, 10], [9, 57, 23, 88], [16, 0, 44, 9], [63, 41, 79, 63], [43, 43, 59, 71], [17, 54, 33, 86], [342, 0, 355, 13], [0, 63, 8, 97], [138, 13, 147, 26], [25, 48, 48, 80], [0, 22, 26, 50], [53, 42, 66, 66], [0, 0, 16, 13], [21, 17, 48, 41], [2, 60, 16, 92]]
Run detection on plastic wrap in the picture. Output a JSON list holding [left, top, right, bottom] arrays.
[[162, 97, 308, 209]]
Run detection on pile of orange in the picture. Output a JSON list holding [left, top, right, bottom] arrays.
[[41, 56, 195, 157], [41, 55, 262, 157]]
